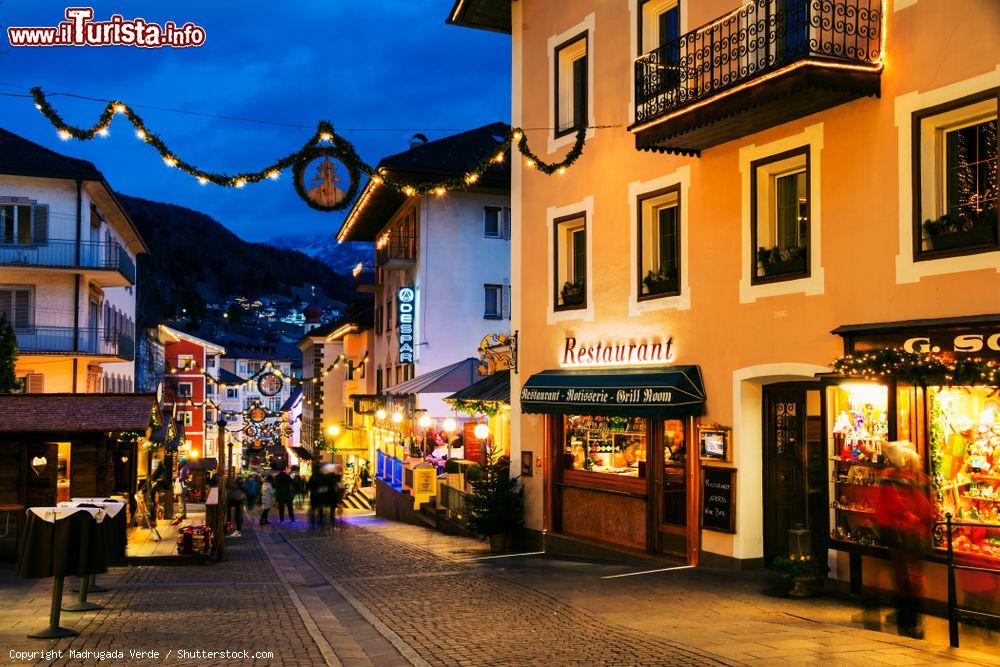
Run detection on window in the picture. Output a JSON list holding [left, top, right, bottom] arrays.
[[638, 186, 681, 299], [554, 214, 587, 310], [0, 202, 46, 245], [484, 206, 504, 238], [0, 286, 33, 329], [181, 411, 193, 427], [751, 147, 810, 283], [563, 415, 647, 479], [178, 382, 193, 398], [246, 360, 263, 375], [205, 409, 215, 424], [914, 92, 998, 259], [375, 307, 383, 335], [484, 284, 502, 319], [346, 406, 355, 428], [662, 419, 687, 526], [177, 354, 194, 370], [554, 33, 588, 137], [226, 387, 239, 399], [386, 298, 393, 330], [638, 1, 681, 91], [376, 367, 383, 393]]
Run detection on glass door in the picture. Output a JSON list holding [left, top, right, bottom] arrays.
[[657, 418, 692, 560]]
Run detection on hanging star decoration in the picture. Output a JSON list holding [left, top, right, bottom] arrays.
[[30, 87, 588, 212]]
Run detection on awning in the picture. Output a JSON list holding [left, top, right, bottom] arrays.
[[291, 446, 313, 461], [447, 369, 510, 404], [520, 366, 706, 417], [187, 458, 217, 471], [385, 357, 483, 396]]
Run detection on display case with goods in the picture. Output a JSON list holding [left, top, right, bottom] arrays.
[[929, 385, 1000, 562], [563, 415, 647, 479], [823, 377, 922, 555]]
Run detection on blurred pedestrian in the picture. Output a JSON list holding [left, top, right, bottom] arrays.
[[226, 475, 246, 537], [244, 473, 260, 511], [259, 476, 275, 525], [274, 468, 295, 522], [309, 467, 329, 528], [875, 441, 931, 639], [326, 464, 344, 530]]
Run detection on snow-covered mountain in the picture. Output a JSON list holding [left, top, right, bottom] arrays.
[[265, 233, 373, 275]]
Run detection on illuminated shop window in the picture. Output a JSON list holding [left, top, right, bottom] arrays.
[[929, 386, 1000, 561], [563, 415, 647, 478], [751, 147, 810, 283]]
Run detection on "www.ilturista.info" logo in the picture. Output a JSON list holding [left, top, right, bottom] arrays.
[[7, 7, 206, 48]]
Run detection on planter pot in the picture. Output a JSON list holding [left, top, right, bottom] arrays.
[[762, 255, 807, 277], [788, 575, 814, 598], [643, 278, 679, 296], [561, 291, 585, 307], [488, 534, 505, 553], [926, 226, 996, 251]]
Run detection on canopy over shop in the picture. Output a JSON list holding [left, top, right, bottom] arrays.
[[822, 314, 1000, 594], [521, 365, 707, 560]]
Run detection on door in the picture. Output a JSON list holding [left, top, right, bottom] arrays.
[[654, 418, 696, 562], [763, 386, 808, 564]]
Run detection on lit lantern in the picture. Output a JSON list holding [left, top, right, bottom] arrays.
[[442, 418, 457, 434], [375, 409, 387, 421], [473, 423, 489, 441], [326, 424, 340, 437], [391, 412, 403, 424], [788, 523, 811, 561], [418, 415, 432, 429]]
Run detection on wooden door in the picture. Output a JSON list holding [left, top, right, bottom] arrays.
[[763, 388, 807, 564], [654, 418, 696, 562]]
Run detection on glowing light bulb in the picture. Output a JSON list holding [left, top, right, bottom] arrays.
[[512, 130, 523, 141], [326, 424, 340, 437], [320, 132, 333, 141], [434, 187, 446, 197], [57, 130, 71, 141], [525, 159, 535, 168], [392, 412, 403, 424], [372, 175, 383, 184], [494, 153, 505, 163], [113, 103, 126, 114], [473, 423, 489, 440], [465, 173, 479, 185], [403, 186, 416, 196], [197, 176, 208, 185], [375, 409, 387, 421], [135, 129, 147, 140], [418, 415, 431, 429], [267, 170, 280, 180], [163, 156, 177, 167], [442, 418, 457, 434], [557, 166, 567, 175], [97, 128, 109, 138], [234, 179, 246, 188], [34, 103, 42, 111]]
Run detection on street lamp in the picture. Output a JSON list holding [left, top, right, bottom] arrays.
[[473, 423, 489, 441], [418, 414, 432, 429], [326, 424, 341, 437], [391, 412, 403, 424], [375, 409, 387, 421], [442, 418, 457, 434]]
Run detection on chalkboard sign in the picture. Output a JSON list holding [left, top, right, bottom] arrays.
[[701, 466, 736, 533]]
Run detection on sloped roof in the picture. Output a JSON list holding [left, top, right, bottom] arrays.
[[159, 324, 226, 355], [338, 122, 510, 243], [0, 393, 158, 432], [280, 385, 303, 412], [216, 368, 245, 384], [0, 127, 104, 180], [446, 0, 511, 34], [297, 301, 374, 347]]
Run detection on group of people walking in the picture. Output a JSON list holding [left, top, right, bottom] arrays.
[[224, 464, 347, 535]]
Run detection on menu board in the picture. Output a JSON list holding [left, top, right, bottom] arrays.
[[701, 467, 736, 533]]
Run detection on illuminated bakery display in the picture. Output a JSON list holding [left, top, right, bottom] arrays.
[[930, 386, 1000, 561], [563, 415, 647, 478], [827, 382, 891, 548]]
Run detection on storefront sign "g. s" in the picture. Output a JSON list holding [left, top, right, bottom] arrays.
[[903, 333, 1000, 354]]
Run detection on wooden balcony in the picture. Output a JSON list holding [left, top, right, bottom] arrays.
[[631, 0, 884, 155]]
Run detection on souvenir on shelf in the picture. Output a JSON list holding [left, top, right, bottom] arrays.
[[931, 389, 1000, 561], [564, 415, 647, 478]]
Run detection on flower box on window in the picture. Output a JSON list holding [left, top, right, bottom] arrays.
[[642, 268, 679, 296], [757, 245, 807, 277], [560, 280, 585, 307], [922, 209, 997, 252]]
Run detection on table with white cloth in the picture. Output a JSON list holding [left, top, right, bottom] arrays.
[[61, 498, 127, 560]]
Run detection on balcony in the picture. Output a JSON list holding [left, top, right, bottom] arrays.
[[0, 239, 136, 286], [16, 326, 135, 361], [631, 0, 883, 154], [352, 264, 380, 293], [375, 233, 417, 270]]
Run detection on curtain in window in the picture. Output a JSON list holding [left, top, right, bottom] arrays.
[[775, 172, 805, 249], [657, 206, 678, 272], [571, 228, 586, 285]]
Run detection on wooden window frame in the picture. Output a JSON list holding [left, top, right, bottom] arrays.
[[636, 184, 682, 301], [553, 32, 589, 140], [910, 88, 1000, 262], [552, 212, 587, 312], [484, 283, 503, 320], [484, 206, 503, 239], [749, 146, 811, 286], [637, 0, 681, 56]]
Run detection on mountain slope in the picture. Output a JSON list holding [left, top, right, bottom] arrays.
[[118, 194, 352, 327], [266, 233, 373, 275]]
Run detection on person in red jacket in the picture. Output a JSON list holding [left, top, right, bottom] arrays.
[[875, 441, 932, 639]]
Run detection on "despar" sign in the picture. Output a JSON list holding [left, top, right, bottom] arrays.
[[398, 286, 415, 364]]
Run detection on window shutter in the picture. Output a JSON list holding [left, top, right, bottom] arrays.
[[503, 207, 512, 240], [14, 290, 30, 329], [31, 205, 48, 245], [0, 290, 11, 324], [503, 279, 511, 319], [26, 373, 44, 394]]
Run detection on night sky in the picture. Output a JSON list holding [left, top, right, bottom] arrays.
[[0, 1, 510, 242]]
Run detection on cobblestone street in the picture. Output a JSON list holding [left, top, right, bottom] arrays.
[[2, 512, 999, 666]]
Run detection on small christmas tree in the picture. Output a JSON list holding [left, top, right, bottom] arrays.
[[0, 314, 21, 393]]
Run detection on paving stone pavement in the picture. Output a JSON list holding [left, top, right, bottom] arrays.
[[2, 509, 1000, 666]]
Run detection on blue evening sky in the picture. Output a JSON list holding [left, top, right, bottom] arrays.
[[0, 1, 510, 241]]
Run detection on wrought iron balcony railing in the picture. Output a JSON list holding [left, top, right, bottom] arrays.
[[634, 0, 883, 126], [0, 239, 136, 284], [15, 325, 135, 359], [376, 233, 417, 266]]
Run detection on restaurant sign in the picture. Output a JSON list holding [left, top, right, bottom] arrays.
[[561, 335, 674, 368], [398, 286, 415, 364]]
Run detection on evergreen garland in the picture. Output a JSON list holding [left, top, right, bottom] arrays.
[[30, 87, 589, 209], [832, 347, 999, 386]]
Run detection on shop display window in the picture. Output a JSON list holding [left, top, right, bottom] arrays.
[[929, 386, 1000, 561], [827, 383, 890, 548], [563, 415, 647, 478]]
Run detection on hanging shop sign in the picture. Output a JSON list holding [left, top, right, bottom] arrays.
[[257, 371, 285, 397], [561, 336, 675, 368], [353, 394, 386, 416], [398, 286, 416, 364], [248, 406, 267, 423], [478, 331, 518, 375], [834, 316, 1000, 361]]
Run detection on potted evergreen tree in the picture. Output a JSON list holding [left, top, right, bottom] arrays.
[[466, 451, 523, 552], [923, 208, 997, 251], [560, 280, 585, 307], [642, 267, 679, 295], [0, 314, 21, 393]]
